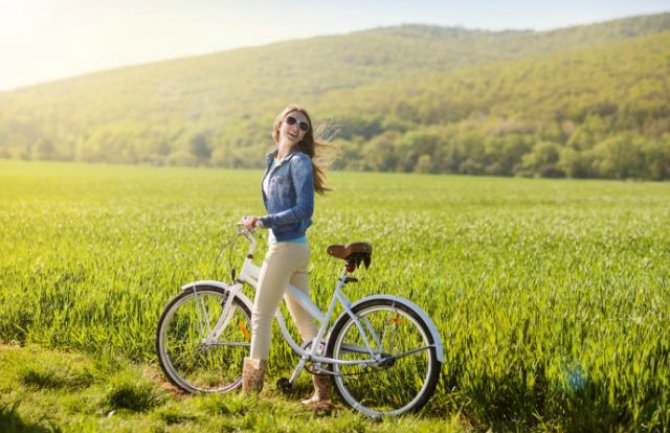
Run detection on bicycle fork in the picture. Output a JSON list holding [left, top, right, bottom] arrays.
[[200, 283, 243, 346]]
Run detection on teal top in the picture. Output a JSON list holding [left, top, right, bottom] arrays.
[[268, 231, 307, 245]]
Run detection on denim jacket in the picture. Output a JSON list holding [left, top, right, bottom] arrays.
[[259, 149, 314, 241]]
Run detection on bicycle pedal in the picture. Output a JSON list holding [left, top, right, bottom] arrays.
[[277, 377, 293, 392]]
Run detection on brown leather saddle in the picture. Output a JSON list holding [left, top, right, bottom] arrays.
[[326, 242, 372, 269]]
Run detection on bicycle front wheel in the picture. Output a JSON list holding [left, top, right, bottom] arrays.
[[326, 298, 441, 417], [156, 285, 251, 393]]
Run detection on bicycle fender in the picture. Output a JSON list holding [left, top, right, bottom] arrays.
[[179, 280, 254, 311], [343, 295, 445, 364]]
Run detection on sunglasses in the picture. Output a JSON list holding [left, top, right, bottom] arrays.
[[285, 115, 310, 132]]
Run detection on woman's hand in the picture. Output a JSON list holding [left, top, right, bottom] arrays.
[[242, 216, 259, 231]]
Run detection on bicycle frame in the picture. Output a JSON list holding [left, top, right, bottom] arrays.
[[241, 231, 385, 364]]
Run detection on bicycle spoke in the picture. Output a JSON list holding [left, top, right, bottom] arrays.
[[157, 288, 251, 393], [195, 295, 210, 339], [361, 316, 383, 351], [329, 302, 439, 416]]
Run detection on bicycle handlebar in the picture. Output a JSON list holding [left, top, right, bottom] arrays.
[[236, 220, 257, 235]]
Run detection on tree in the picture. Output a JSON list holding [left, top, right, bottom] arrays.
[[189, 131, 212, 164], [31, 138, 55, 160], [518, 141, 565, 178], [558, 147, 593, 178], [396, 129, 442, 172], [414, 154, 435, 173], [361, 131, 400, 171], [483, 134, 533, 176], [640, 139, 670, 180], [589, 134, 643, 179], [166, 150, 197, 166]]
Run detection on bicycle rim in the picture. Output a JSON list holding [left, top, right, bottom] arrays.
[[328, 303, 438, 416], [157, 288, 251, 393]]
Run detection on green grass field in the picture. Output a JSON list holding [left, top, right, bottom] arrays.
[[1, 160, 669, 432]]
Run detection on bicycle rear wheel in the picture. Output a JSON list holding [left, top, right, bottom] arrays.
[[326, 298, 441, 417], [156, 285, 251, 393]]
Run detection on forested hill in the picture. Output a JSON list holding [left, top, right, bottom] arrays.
[[1, 13, 669, 179]]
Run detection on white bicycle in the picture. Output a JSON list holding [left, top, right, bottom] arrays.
[[156, 224, 444, 417]]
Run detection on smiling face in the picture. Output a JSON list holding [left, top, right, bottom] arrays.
[[272, 105, 317, 159], [279, 110, 310, 146]]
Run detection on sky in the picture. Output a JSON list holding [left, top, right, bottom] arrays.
[[0, 0, 668, 91]]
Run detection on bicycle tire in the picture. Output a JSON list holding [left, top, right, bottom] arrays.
[[156, 285, 251, 393], [326, 298, 441, 417]]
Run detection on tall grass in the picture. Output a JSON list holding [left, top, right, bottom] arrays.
[[1, 160, 669, 431]]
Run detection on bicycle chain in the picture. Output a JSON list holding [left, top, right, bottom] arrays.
[[305, 361, 392, 377]]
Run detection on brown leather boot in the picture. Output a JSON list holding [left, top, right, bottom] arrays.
[[242, 357, 267, 393], [301, 374, 332, 406]]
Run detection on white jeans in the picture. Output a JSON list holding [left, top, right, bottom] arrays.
[[249, 242, 317, 360]]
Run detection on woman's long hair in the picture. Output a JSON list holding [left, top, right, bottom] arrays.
[[272, 104, 334, 195]]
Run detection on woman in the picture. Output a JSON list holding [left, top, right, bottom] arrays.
[[241, 104, 331, 406]]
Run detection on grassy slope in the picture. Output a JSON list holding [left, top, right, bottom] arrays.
[[1, 160, 670, 431], [0, 345, 465, 433], [5, 13, 669, 103], [0, 14, 668, 156], [307, 29, 670, 123]]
